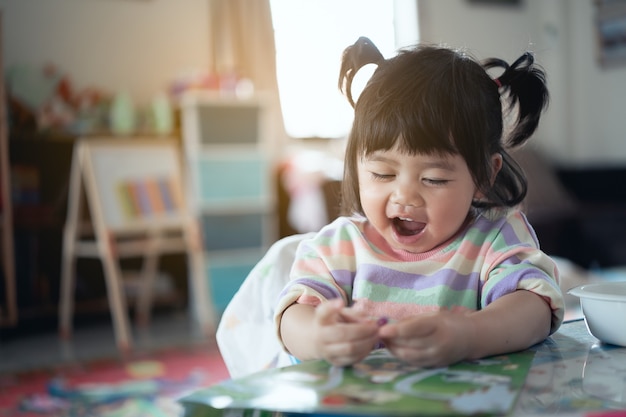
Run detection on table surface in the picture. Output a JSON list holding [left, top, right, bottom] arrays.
[[184, 319, 626, 416], [513, 318, 626, 415]]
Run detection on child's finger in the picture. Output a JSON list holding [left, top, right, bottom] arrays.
[[315, 298, 345, 325], [337, 306, 370, 324], [379, 315, 436, 340]]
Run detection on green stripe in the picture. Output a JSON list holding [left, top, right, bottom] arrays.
[[356, 282, 478, 309]]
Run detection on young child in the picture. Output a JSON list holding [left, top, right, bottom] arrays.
[[275, 37, 565, 369]]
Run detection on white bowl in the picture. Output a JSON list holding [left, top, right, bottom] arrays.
[[568, 281, 626, 347]]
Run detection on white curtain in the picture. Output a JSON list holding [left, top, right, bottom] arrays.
[[207, 0, 287, 151]]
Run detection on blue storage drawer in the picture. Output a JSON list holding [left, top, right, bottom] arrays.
[[201, 212, 265, 251], [197, 155, 269, 202], [207, 254, 263, 313]]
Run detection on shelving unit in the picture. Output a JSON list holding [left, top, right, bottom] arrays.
[[0, 11, 17, 326], [180, 91, 276, 313]]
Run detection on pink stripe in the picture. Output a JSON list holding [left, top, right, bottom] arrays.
[[351, 299, 473, 321], [296, 295, 323, 306]]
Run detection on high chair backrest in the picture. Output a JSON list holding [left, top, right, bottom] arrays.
[[216, 232, 315, 378]]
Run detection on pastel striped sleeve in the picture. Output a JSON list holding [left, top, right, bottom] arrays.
[[273, 219, 357, 348], [482, 249, 564, 333], [481, 212, 565, 333]]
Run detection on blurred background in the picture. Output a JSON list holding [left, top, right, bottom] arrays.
[[0, 0, 624, 338]]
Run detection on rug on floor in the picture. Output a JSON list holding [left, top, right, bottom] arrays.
[[0, 345, 230, 417]]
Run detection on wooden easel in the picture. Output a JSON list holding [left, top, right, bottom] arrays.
[[59, 137, 216, 352], [0, 12, 17, 327]]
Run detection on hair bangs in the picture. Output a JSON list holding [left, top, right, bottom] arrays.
[[353, 78, 459, 159]]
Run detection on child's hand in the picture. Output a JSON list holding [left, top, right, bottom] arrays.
[[312, 298, 380, 367], [378, 309, 475, 368]]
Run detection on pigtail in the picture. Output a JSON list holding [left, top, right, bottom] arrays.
[[338, 36, 385, 108], [483, 52, 549, 148]]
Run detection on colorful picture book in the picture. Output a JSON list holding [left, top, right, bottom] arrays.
[[116, 177, 182, 220], [180, 349, 535, 417]]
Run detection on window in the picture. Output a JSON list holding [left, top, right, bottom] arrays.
[[270, 0, 419, 139]]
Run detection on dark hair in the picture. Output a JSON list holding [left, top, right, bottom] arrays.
[[338, 37, 549, 216]]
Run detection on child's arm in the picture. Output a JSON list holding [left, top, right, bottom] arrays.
[[279, 298, 380, 367], [378, 289, 551, 368], [469, 289, 552, 358]]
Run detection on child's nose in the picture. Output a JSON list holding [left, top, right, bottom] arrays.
[[391, 182, 424, 208]]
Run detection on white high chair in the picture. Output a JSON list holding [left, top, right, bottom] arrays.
[[216, 232, 314, 378]]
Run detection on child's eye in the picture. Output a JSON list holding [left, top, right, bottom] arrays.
[[423, 178, 449, 186], [370, 172, 394, 180]]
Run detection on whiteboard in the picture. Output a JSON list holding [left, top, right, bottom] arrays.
[[82, 138, 188, 232]]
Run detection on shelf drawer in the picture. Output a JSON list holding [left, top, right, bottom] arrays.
[[196, 155, 269, 202], [207, 253, 264, 312], [201, 212, 266, 250], [197, 105, 260, 145]]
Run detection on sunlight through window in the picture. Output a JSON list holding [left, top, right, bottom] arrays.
[[270, 0, 418, 139]]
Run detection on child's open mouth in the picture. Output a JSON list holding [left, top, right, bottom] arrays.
[[392, 217, 426, 236]]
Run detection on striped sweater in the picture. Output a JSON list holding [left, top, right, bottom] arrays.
[[275, 209, 564, 336]]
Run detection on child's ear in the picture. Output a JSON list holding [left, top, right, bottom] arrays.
[[490, 153, 503, 184], [473, 153, 503, 200]]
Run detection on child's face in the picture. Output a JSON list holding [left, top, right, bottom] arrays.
[[358, 144, 477, 254]]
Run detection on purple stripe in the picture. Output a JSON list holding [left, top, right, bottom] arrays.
[[483, 265, 550, 305], [318, 227, 338, 238], [353, 263, 481, 292], [279, 278, 342, 301], [332, 269, 356, 288], [474, 215, 533, 248], [500, 221, 532, 247], [473, 215, 505, 233], [518, 212, 540, 245], [484, 275, 520, 305]]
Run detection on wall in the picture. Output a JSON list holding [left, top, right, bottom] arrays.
[[567, 1, 626, 166], [0, 0, 210, 105], [2, 0, 626, 165], [418, 0, 626, 166]]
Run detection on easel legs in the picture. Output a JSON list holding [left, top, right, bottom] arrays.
[[58, 235, 75, 339], [135, 249, 159, 326], [60, 238, 217, 352], [100, 243, 132, 352], [59, 232, 132, 352]]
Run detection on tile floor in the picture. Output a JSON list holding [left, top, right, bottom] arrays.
[[0, 308, 213, 374]]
